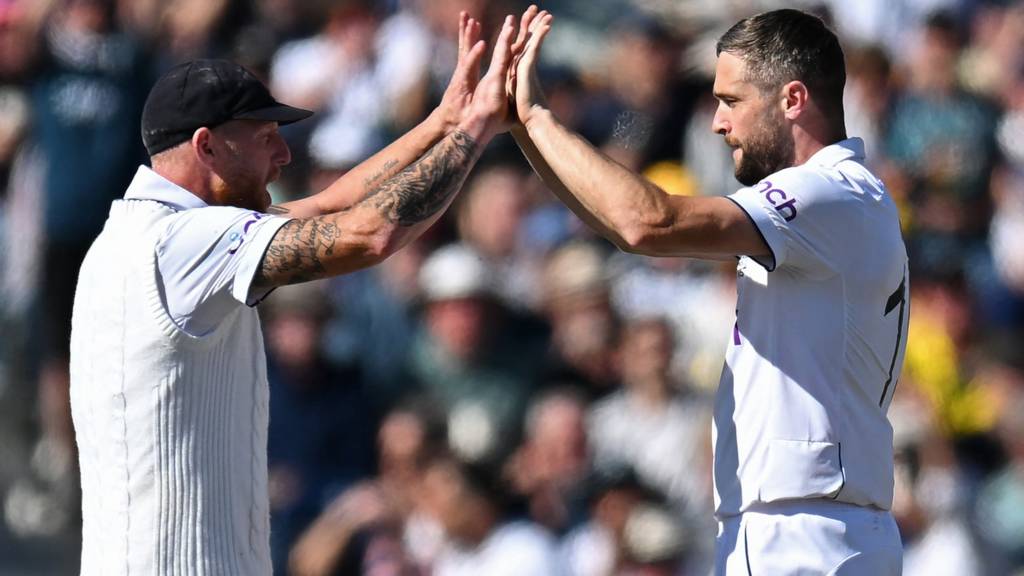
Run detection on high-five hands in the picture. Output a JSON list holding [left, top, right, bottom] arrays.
[[507, 5, 554, 128], [434, 12, 519, 140]]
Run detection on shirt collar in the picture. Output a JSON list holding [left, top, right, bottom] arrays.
[[804, 137, 866, 169], [123, 165, 208, 211]]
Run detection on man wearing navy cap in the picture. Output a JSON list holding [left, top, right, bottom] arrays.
[[69, 12, 519, 575]]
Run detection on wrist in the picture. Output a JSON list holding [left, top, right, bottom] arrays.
[[521, 105, 552, 134], [425, 107, 451, 136], [456, 114, 498, 145]]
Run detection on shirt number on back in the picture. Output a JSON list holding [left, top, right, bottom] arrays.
[[879, 270, 907, 407]]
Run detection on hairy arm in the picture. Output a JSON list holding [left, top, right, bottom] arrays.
[[254, 129, 480, 287], [509, 12, 767, 260], [516, 111, 765, 258]]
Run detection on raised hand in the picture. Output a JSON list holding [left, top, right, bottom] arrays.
[[463, 14, 519, 137], [434, 11, 487, 134], [509, 8, 554, 128]]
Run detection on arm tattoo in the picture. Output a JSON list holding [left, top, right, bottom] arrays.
[[359, 129, 478, 226], [255, 218, 342, 286], [255, 130, 478, 287], [362, 158, 401, 192]]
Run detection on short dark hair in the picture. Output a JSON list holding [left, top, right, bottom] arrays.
[[716, 9, 846, 120]]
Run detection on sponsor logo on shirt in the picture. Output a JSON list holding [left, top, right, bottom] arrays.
[[228, 212, 266, 255], [756, 180, 797, 222]]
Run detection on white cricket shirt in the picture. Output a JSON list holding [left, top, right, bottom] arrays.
[[123, 166, 291, 336], [70, 166, 291, 575], [714, 138, 909, 518]]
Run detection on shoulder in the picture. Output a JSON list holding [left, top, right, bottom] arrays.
[[157, 207, 287, 263], [161, 206, 268, 239], [754, 164, 860, 214]]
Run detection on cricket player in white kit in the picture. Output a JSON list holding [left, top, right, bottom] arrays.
[[509, 7, 908, 575], [69, 13, 523, 574]]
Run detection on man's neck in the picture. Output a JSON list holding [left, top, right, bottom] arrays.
[[792, 124, 847, 167], [152, 162, 214, 205]]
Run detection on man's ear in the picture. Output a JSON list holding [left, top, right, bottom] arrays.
[[781, 80, 809, 120], [191, 127, 215, 167]]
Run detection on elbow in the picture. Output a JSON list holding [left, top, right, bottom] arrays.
[[615, 219, 667, 256], [363, 232, 395, 266], [366, 225, 419, 266], [614, 225, 648, 254]]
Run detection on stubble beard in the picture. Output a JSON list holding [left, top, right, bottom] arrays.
[[732, 111, 795, 187]]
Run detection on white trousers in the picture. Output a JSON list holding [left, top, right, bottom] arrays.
[[715, 500, 903, 576]]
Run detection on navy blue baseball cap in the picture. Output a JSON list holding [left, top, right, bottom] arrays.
[[141, 59, 313, 156]]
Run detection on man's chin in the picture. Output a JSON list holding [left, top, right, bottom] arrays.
[[734, 163, 762, 187]]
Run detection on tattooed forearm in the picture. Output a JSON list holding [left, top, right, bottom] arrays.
[[255, 130, 479, 288], [362, 159, 401, 192], [255, 217, 342, 287], [358, 130, 478, 226]]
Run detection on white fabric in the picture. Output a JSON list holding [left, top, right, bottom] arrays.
[[716, 500, 902, 575], [434, 521, 563, 576], [714, 138, 909, 519], [70, 169, 290, 575], [123, 166, 290, 336]]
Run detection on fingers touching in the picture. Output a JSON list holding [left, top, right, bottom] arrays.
[[520, 10, 553, 69], [484, 15, 517, 79], [511, 5, 540, 56]]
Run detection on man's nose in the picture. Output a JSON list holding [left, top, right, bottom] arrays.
[[274, 135, 291, 166], [711, 107, 729, 135]]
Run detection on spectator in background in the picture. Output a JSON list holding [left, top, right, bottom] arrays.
[[421, 452, 562, 576], [288, 401, 446, 576], [587, 316, 714, 569], [887, 386, 982, 576], [30, 0, 150, 474], [985, 60, 1024, 328], [561, 465, 685, 576], [884, 10, 999, 280], [323, 239, 425, 413], [410, 243, 548, 464], [541, 241, 620, 397], [264, 281, 376, 575], [974, 391, 1024, 574], [609, 254, 736, 391], [576, 12, 701, 171], [456, 163, 542, 310], [506, 387, 591, 535], [843, 44, 893, 169]]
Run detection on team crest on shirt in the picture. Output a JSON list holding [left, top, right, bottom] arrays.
[[227, 212, 266, 255], [756, 180, 797, 222]]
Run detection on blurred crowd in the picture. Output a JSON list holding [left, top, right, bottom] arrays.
[[0, 0, 1023, 574]]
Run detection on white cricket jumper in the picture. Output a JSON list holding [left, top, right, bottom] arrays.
[[70, 168, 290, 575]]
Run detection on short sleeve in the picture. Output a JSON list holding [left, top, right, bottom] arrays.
[[157, 207, 291, 336], [727, 170, 846, 276]]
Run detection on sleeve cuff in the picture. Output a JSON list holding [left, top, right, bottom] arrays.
[[727, 191, 787, 271], [232, 215, 293, 305]]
